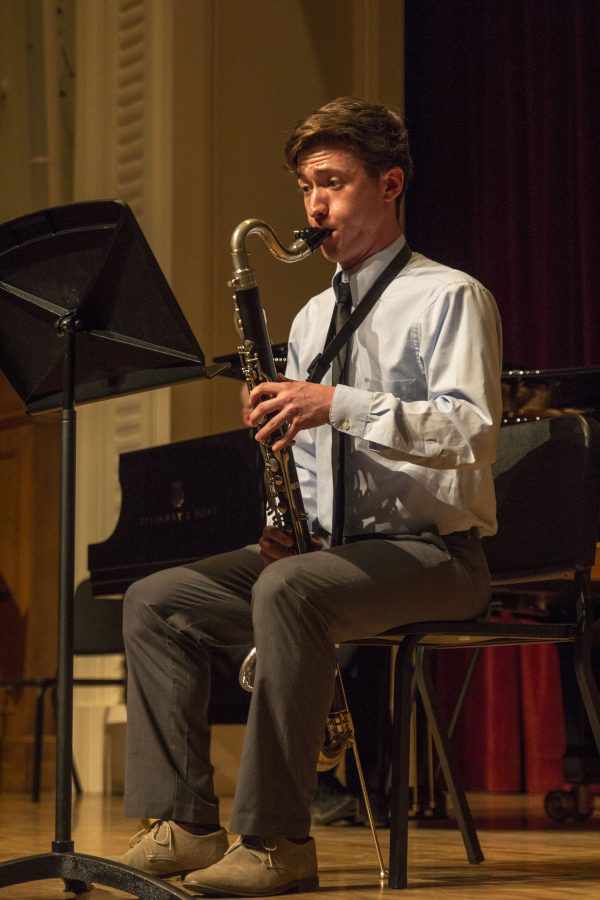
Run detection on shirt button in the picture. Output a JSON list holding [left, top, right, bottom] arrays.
[[342, 420, 350, 430]]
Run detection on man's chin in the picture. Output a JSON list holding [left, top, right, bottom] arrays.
[[320, 236, 339, 263]]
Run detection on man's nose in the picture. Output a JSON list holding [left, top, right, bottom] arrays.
[[308, 188, 328, 218]]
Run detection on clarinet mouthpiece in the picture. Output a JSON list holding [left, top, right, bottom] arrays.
[[293, 227, 333, 252]]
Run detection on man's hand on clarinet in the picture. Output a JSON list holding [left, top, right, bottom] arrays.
[[249, 376, 335, 451], [259, 525, 322, 567]]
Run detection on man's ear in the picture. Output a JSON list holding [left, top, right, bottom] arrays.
[[382, 166, 405, 203]]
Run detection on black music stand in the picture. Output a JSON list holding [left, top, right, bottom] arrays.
[[0, 200, 224, 898]]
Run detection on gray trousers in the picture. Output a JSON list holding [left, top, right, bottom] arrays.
[[122, 530, 490, 838]]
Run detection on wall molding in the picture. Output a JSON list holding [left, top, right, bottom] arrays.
[[73, 0, 173, 583]]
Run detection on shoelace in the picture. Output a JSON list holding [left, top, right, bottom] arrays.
[[129, 819, 173, 857], [234, 836, 278, 869]]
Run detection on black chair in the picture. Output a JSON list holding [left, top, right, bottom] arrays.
[[1, 579, 126, 801], [352, 413, 600, 889]]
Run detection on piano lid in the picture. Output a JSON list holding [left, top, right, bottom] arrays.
[[502, 365, 600, 416], [88, 427, 265, 597]]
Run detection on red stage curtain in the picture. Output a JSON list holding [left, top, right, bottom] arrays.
[[404, 0, 600, 370], [405, 1, 599, 792], [433, 644, 565, 793]]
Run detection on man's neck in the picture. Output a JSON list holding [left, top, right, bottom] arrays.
[[342, 230, 404, 277]]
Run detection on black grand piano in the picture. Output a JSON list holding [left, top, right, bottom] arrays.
[[88, 428, 264, 598]]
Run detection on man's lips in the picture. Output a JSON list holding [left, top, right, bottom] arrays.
[[311, 223, 336, 244]]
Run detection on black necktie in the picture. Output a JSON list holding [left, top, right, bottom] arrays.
[[331, 275, 352, 546]]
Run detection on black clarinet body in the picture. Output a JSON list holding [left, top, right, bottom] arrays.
[[229, 220, 330, 556]]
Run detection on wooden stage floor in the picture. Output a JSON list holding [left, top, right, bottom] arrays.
[[0, 791, 599, 898]]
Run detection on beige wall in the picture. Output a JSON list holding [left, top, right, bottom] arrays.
[[0, 0, 75, 223], [0, 1, 34, 222]]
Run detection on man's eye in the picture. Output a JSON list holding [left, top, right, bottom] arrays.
[[327, 178, 342, 189], [299, 184, 311, 195]]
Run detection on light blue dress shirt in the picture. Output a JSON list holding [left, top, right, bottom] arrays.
[[286, 235, 503, 538]]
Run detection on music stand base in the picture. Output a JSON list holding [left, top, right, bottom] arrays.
[[0, 851, 193, 898]]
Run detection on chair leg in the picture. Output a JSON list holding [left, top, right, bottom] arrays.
[[415, 646, 484, 865], [433, 647, 481, 789], [574, 575, 600, 757], [445, 647, 482, 741], [72, 756, 83, 796], [388, 636, 420, 890], [439, 602, 495, 752]]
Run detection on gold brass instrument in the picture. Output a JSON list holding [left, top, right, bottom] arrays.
[[229, 219, 387, 879], [238, 645, 353, 773]]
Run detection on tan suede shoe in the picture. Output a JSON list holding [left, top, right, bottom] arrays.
[[183, 836, 319, 896], [113, 820, 228, 877]]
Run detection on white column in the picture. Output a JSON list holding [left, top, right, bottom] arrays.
[[72, 0, 174, 793]]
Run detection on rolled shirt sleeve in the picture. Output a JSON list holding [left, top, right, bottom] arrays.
[[329, 280, 502, 469]]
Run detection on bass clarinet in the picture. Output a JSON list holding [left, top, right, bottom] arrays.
[[230, 219, 323, 558]]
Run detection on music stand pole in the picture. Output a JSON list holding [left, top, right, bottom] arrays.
[[54, 312, 78, 858]]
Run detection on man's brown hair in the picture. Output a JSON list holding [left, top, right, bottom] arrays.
[[284, 96, 414, 196]]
